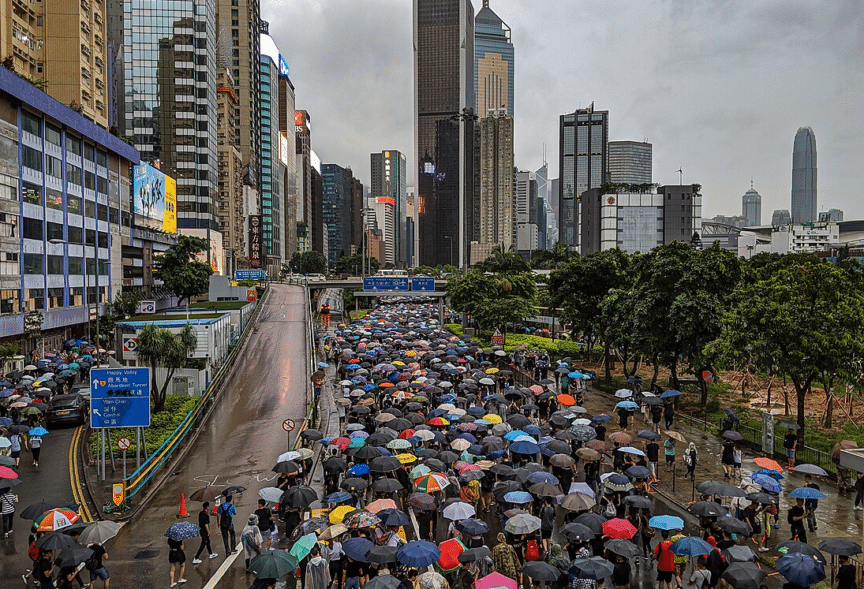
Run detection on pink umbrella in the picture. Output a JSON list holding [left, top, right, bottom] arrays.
[[476, 572, 517, 589]]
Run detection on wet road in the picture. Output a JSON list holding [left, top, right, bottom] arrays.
[[101, 284, 311, 589]]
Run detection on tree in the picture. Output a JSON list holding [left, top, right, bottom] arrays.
[[475, 244, 530, 274], [109, 290, 142, 319], [289, 251, 327, 275], [708, 257, 864, 436], [334, 254, 379, 276], [531, 241, 573, 269], [154, 235, 212, 306], [136, 324, 198, 413], [0, 342, 20, 371], [446, 271, 537, 339]]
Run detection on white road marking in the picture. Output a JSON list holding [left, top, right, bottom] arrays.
[[201, 540, 244, 589]]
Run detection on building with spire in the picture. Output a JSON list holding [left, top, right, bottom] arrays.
[[791, 126, 817, 224], [474, 0, 513, 118], [742, 182, 761, 226]]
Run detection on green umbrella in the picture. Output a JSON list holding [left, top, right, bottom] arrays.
[[249, 550, 299, 579], [289, 532, 318, 561]]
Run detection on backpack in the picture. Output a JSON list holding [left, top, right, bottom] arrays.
[[787, 507, 796, 525], [219, 504, 232, 529], [85, 551, 100, 571], [525, 539, 540, 561]]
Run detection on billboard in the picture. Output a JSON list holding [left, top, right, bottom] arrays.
[[248, 214, 263, 268], [133, 163, 176, 232]]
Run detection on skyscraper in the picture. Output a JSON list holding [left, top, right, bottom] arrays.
[[473, 111, 513, 259], [321, 163, 353, 268], [772, 209, 791, 226], [414, 0, 475, 268], [370, 150, 408, 266], [260, 28, 285, 266], [295, 110, 314, 252], [607, 141, 652, 184], [114, 0, 218, 233], [558, 107, 608, 250], [474, 0, 513, 117], [742, 184, 762, 226], [791, 126, 817, 224]]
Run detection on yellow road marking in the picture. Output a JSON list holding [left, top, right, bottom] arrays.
[[69, 426, 93, 522]]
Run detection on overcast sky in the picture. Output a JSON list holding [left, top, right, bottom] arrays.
[[264, 0, 863, 222]]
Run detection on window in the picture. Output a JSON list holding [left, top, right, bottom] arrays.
[[96, 175, 107, 195], [85, 229, 95, 245], [67, 225, 82, 244], [46, 155, 62, 179], [45, 124, 61, 147], [67, 163, 82, 185], [97, 204, 107, 222], [21, 111, 41, 137], [83, 143, 95, 161], [96, 149, 107, 168], [23, 218, 43, 240], [24, 254, 43, 274], [98, 232, 108, 248], [84, 170, 95, 190], [47, 288, 64, 309], [67, 135, 81, 156], [47, 254, 63, 274], [46, 221, 63, 242], [28, 288, 44, 310], [46, 188, 63, 210], [22, 181, 41, 205], [84, 200, 95, 218], [69, 257, 83, 275], [67, 195, 81, 214], [22, 146, 42, 172]]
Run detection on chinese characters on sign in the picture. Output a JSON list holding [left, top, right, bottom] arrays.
[[249, 215, 263, 268], [90, 368, 151, 428]]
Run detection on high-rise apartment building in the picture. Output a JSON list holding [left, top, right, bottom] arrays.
[[742, 184, 761, 226], [310, 158, 324, 253], [474, 0, 513, 117], [260, 29, 285, 267], [414, 0, 475, 268], [216, 69, 245, 274], [369, 197, 396, 266], [351, 173, 363, 256], [791, 126, 817, 224], [322, 163, 354, 268], [216, 0, 260, 189], [3, 0, 109, 127], [278, 69, 297, 264], [113, 0, 218, 233], [370, 150, 408, 266], [294, 110, 313, 252], [607, 141, 652, 184], [513, 169, 536, 251], [558, 107, 608, 249], [473, 111, 513, 257]]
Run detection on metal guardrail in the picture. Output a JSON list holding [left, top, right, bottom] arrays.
[[121, 286, 271, 498]]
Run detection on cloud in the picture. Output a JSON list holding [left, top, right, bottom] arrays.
[[266, 0, 863, 222]]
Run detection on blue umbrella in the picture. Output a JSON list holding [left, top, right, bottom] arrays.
[[776, 553, 826, 587], [568, 372, 584, 379], [29, 427, 49, 437], [670, 536, 713, 556], [637, 430, 660, 440], [753, 468, 784, 479], [723, 408, 740, 422], [660, 390, 683, 398], [504, 491, 534, 504], [0, 389, 14, 398], [510, 440, 540, 454], [164, 521, 200, 541], [343, 537, 374, 562], [322, 491, 352, 504], [397, 540, 440, 567], [649, 515, 685, 531], [618, 446, 646, 457], [615, 401, 638, 410], [523, 425, 543, 435], [527, 472, 559, 485], [625, 466, 652, 480], [592, 414, 611, 424], [348, 464, 370, 476], [751, 474, 782, 494], [0, 417, 11, 427], [457, 433, 478, 443], [456, 518, 489, 535], [789, 487, 827, 500], [504, 430, 529, 441], [317, 362, 329, 368]]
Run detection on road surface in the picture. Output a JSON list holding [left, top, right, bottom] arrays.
[[69, 284, 309, 589]]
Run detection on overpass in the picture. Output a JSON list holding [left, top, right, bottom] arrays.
[[298, 278, 450, 290]]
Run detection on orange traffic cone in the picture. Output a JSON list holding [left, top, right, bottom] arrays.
[[176, 493, 190, 518]]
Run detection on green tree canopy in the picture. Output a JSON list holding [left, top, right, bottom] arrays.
[[446, 271, 537, 339], [136, 324, 198, 413], [475, 244, 530, 274], [289, 250, 328, 275], [154, 235, 213, 306], [334, 254, 380, 276], [531, 241, 574, 269]]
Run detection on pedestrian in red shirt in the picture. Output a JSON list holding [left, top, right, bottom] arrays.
[[653, 530, 676, 589]]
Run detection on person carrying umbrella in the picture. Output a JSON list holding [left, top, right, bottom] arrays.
[[787, 498, 808, 544], [803, 474, 820, 533], [611, 554, 631, 589], [167, 537, 187, 587], [241, 514, 263, 571], [32, 549, 56, 589], [837, 555, 856, 589], [663, 435, 676, 473], [85, 542, 110, 589], [28, 431, 43, 467]]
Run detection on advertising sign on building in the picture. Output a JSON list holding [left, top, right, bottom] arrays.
[[136, 300, 156, 314], [249, 215, 263, 268], [133, 163, 177, 232], [122, 336, 138, 358]]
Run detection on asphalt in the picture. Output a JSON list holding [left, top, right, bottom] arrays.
[[64, 283, 312, 589]]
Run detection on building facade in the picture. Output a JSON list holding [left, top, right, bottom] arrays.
[[558, 108, 608, 249], [474, 111, 513, 256], [474, 0, 512, 117], [259, 30, 285, 268], [414, 0, 475, 268], [772, 209, 791, 226], [514, 169, 536, 251], [277, 70, 297, 264], [741, 185, 761, 226], [607, 141, 652, 184], [370, 150, 408, 266], [791, 126, 817, 224], [321, 163, 353, 268], [215, 69, 245, 275]]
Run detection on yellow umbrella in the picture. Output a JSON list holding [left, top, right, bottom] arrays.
[[329, 505, 355, 524], [396, 453, 418, 464], [485, 368, 499, 374], [405, 350, 417, 357], [392, 360, 406, 366], [483, 414, 503, 424]]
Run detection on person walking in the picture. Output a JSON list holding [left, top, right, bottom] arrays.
[[803, 474, 820, 533], [254, 498, 275, 549], [217, 495, 237, 554], [837, 555, 857, 589], [168, 538, 187, 587], [9, 432, 22, 467], [855, 473, 864, 510], [241, 514, 263, 571], [85, 542, 110, 589], [663, 403, 675, 430], [29, 433, 42, 467], [720, 438, 735, 479], [650, 404, 663, 433], [306, 545, 331, 589], [1, 487, 16, 537], [646, 438, 660, 483], [192, 501, 218, 564], [663, 435, 676, 473], [653, 530, 676, 589], [783, 431, 798, 468], [311, 368, 326, 399], [787, 497, 807, 544], [684, 443, 698, 480]]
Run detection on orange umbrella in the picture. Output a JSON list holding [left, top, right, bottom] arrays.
[[379, 382, 395, 388], [366, 498, 397, 514], [557, 394, 576, 406], [754, 457, 783, 472]]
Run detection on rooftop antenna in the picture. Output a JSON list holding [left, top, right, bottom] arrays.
[[542, 143, 547, 166], [676, 167, 683, 185], [751, 175, 754, 190]]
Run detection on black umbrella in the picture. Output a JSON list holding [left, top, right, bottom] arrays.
[[459, 546, 491, 563], [371, 478, 404, 493], [817, 538, 862, 556], [715, 516, 751, 536], [370, 457, 402, 472], [221, 486, 246, 497], [20, 501, 63, 520], [570, 556, 615, 580], [745, 493, 774, 505], [561, 522, 594, 542], [35, 532, 78, 551], [55, 546, 93, 568], [507, 414, 530, 428], [301, 429, 324, 441], [455, 518, 489, 536], [490, 464, 513, 476], [341, 478, 369, 492], [323, 458, 349, 474], [705, 483, 746, 498], [623, 495, 653, 510], [272, 461, 302, 474], [353, 446, 383, 461], [492, 481, 524, 501], [424, 459, 446, 473], [573, 512, 605, 534], [687, 501, 729, 517], [280, 486, 318, 508], [378, 509, 411, 527], [366, 545, 398, 564], [365, 575, 401, 589], [722, 562, 766, 589], [367, 432, 395, 446], [522, 561, 561, 582], [605, 539, 641, 558]]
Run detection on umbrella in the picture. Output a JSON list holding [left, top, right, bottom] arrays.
[[722, 431, 744, 441], [249, 550, 299, 579], [258, 487, 285, 503], [614, 389, 633, 398], [664, 431, 687, 443], [322, 491, 353, 504], [605, 539, 641, 559], [602, 518, 637, 539], [221, 485, 246, 497], [505, 513, 542, 534], [289, 532, 318, 561], [35, 531, 78, 551], [715, 516, 751, 536], [623, 495, 653, 510], [724, 545, 758, 563], [459, 546, 491, 563], [379, 509, 411, 527], [789, 487, 827, 500], [344, 510, 381, 529], [792, 464, 829, 477], [705, 483, 747, 498], [625, 465, 651, 480], [754, 457, 783, 472], [366, 499, 398, 514], [776, 541, 827, 565], [456, 518, 489, 536], [164, 521, 200, 541], [670, 536, 713, 556], [660, 389, 682, 398], [522, 562, 561, 582], [510, 440, 540, 454], [777, 419, 801, 430], [341, 478, 369, 492], [649, 515, 684, 531], [319, 524, 348, 541], [290, 517, 329, 541], [443, 501, 476, 520], [343, 537, 374, 562], [751, 474, 782, 494], [280, 485, 318, 508], [618, 446, 646, 457], [20, 501, 63, 521], [371, 479, 404, 493], [366, 545, 399, 564], [414, 473, 449, 493], [55, 546, 94, 568], [504, 491, 534, 504], [817, 539, 862, 556], [0, 466, 19, 480], [324, 458, 349, 474], [560, 493, 595, 512], [607, 431, 631, 444], [722, 562, 767, 589], [687, 501, 728, 517], [366, 576, 402, 589], [329, 505, 356, 524], [416, 571, 448, 589], [477, 572, 516, 589], [574, 513, 605, 534], [397, 540, 441, 567], [570, 556, 615, 580], [78, 521, 120, 545], [29, 426, 49, 437], [561, 522, 595, 542], [408, 493, 436, 510], [35, 508, 79, 532], [776, 552, 826, 586], [529, 483, 561, 498]]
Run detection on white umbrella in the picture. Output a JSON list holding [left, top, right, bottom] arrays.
[[277, 451, 301, 463], [479, 378, 495, 386], [614, 389, 633, 398], [414, 430, 436, 442], [258, 487, 284, 503], [443, 501, 476, 520]]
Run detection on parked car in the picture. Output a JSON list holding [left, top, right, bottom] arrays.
[[46, 393, 88, 427]]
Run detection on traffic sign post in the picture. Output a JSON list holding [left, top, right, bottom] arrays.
[[411, 277, 435, 292], [90, 368, 152, 429], [118, 437, 131, 482], [283, 418, 295, 446], [362, 277, 409, 291]]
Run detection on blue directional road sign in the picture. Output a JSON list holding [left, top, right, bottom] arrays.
[[235, 269, 267, 280], [411, 277, 435, 292], [90, 367, 151, 428], [362, 277, 409, 291]]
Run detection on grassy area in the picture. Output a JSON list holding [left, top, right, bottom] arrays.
[[445, 324, 585, 357], [89, 395, 198, 461]]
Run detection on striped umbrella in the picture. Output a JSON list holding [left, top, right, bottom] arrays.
[[414, 473, 450, 493], [34, 508, 79, 532]]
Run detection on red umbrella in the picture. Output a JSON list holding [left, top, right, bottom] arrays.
[[438, 538, 466, 573], [602, 518, 637, 539], [329, 437, 351, 449], [0, 466, 19, 479], [586, 440, 607, 453], [398, 429, 416, 440]]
